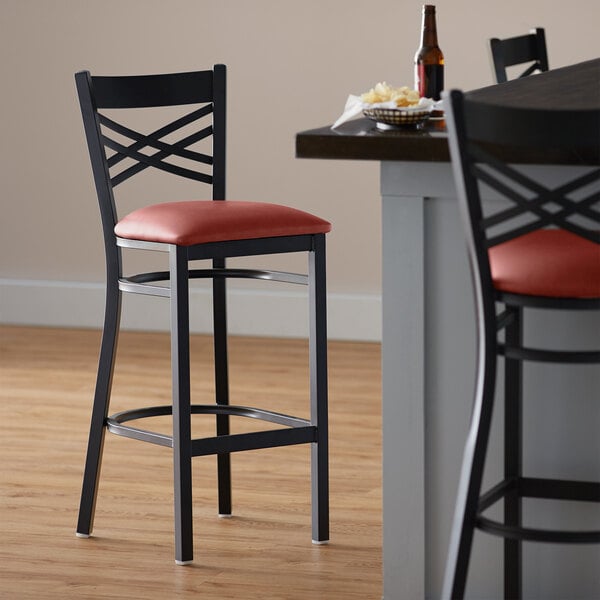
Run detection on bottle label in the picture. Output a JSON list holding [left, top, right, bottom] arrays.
[[416, 64, 444, 100]]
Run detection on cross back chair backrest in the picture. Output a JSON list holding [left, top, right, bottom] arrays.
[[490, 28, 549, 83], [445, 90, 600, 310], [75, 66, 226, 254]]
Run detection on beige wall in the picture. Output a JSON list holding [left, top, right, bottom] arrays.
[[1, 0, 598, 331]]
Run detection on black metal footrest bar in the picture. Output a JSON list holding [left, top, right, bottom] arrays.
[[475, 516, 600, 544], [118, 278, 171, 297], [119, 267, 308, 297], [520, 476, 600, 502], [475, 476, 600, 544], [497, 343, 600, 364], [106, 404, 316, 454]]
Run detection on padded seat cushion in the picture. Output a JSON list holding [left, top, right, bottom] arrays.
[[115, 200, 331, 246], [489, 229, 600, 298]]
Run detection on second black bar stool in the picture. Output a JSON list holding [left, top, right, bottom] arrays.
[[442, 89, 600, 598]]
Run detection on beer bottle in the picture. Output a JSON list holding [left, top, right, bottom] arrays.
[[414, 5, 444, 100]]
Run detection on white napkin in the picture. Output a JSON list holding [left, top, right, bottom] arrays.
[[332, 95, 436, 129]]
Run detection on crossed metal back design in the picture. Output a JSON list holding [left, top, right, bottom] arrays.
[[99, 104, 214, 188], [467, 143, 600, 248]]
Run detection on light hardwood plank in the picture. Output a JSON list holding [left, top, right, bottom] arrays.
[[0, 326, 381, 599]]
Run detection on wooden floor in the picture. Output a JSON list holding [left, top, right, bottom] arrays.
[[0, 326, 382, 599]]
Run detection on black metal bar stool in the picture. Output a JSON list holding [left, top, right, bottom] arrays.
[[74, 64, 330, 564], [442, 89, 600, 598]]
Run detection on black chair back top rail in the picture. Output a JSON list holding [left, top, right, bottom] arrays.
[[461, 100, 600, 153], [88, 69, 217, 108]]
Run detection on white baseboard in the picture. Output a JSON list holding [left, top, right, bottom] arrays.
[[0, 279, 381, 342]]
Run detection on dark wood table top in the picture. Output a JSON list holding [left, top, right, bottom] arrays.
[[468, 57, 599, 109], [296, 58, 600, 164]]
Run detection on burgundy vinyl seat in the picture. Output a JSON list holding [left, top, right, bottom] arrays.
[[115, 200, 331, 246], [74, 65, 331, 566], [490, 229, 600, 298]]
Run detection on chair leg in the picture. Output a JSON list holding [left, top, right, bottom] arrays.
[[504, 307, 523, 599], [76, 278, 121, 537], [171, 246, 193, 565], [309, 234, 329, 544], [213, 267, 232, 517], [441, 325, 498, 599]]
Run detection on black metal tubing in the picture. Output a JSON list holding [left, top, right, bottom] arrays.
[[187, 234, 316, 261], [441, 87, 502, 600], [476, 517, 600, 544], [76, 68, 124, 539], [105, 105, 213, 170], [476, 476, 600, 544], [309, 233, 329, 543], [478, 476, 600, 510], [503, 306, 522, 596], [520, 477, 600, 502], [474, 158, 600, 246], [192, 427, 317, 456], [213, 265, 231, 517], [498, 291, 600, 311], [116, 234, 317, 259], [106, 404, 315, 455], [498, 344, 600, 364], [106, 417, 173, 447], [120, 267, 309, 288], [90, 71, 215, 108], [477, 478, 517, 513], [108, 404, 311, 432], [211, 64, 230, 516], [118, 279, 170, 298], [170, 245, 193, 564], [117, 268, 308, 299], [495, 308, 515, 331], [76, 275, 121, 536]]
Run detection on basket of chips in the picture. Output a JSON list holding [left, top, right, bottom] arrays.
[[361, 82, 433, 128], [332, 82, 435, 130], [362, 106, 433, 127]]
